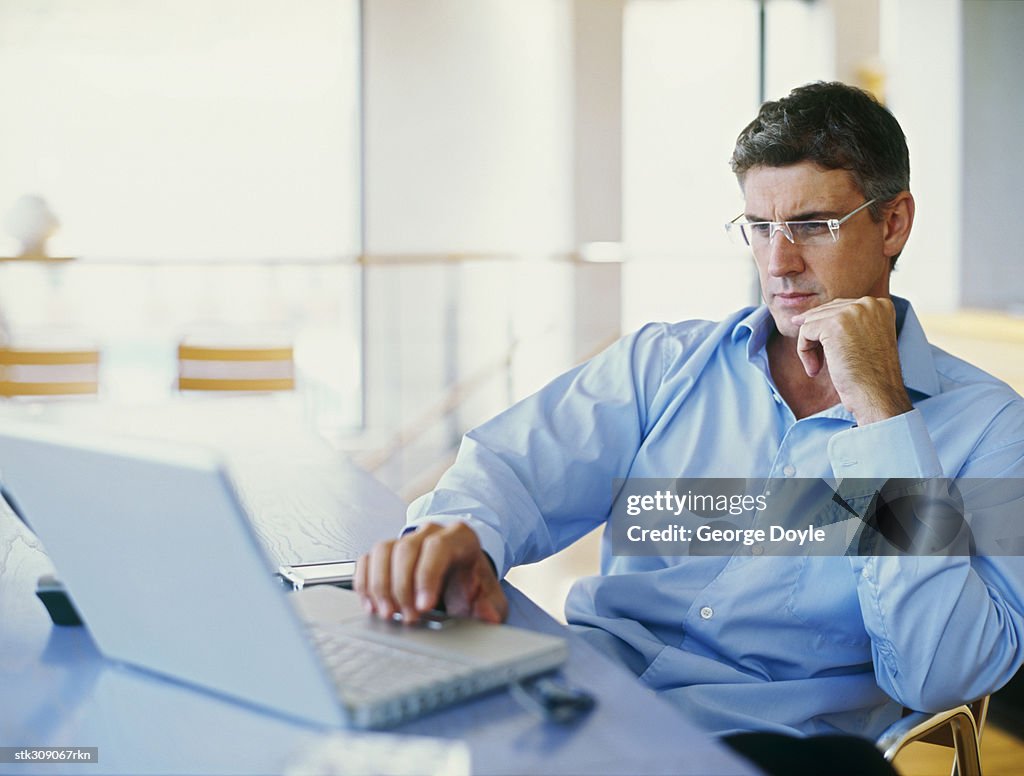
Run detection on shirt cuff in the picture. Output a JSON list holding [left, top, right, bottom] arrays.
[[828, 409, 942, 480]]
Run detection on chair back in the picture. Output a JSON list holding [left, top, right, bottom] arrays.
[[176, 341, 295, 392], [916, 696, 990, 749], [0, 346, 100, 397], [878, 696, 990, 776]]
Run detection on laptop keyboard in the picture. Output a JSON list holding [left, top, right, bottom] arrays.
[[308, 625, 488, 726]]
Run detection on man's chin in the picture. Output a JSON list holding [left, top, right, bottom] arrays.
[[768, 310, 802, 340]]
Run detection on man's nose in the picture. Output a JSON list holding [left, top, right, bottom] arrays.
[[765, 228, 804, 276]]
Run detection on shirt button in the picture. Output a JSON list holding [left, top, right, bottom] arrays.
[[699, 606, 714, 620], [751, 543, 764, 556], [783, 464, 796, 477]]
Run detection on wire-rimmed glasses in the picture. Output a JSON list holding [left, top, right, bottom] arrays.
[[725, 199, 876, 250]]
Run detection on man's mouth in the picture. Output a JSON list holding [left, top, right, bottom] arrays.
[[773, 291, 817, 308]]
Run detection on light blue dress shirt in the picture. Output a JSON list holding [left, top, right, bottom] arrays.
[[407, 298, 1024, 738]]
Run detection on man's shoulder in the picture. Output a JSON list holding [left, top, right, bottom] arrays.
[[636, 307, 759, 348], [899, 298, 1021, 410], [925, 344, 1024, 448], [614, 308, 760, 380], [929, 344, 1022, 401]]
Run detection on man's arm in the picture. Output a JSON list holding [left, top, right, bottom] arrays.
[[832, 404, 1024, 710], [797, 296, 1024, 706], [356, 323, 670, 623]]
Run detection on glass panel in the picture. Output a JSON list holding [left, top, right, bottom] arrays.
[[622, 0, 760, 328], [764, 0, 835, 102], [0, 260, 361, 427], [0, 0, 360, 260], [622, 0, 837, 329], [0, 1, 362, 428]]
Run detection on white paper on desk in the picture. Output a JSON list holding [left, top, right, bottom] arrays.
[[284, 732, 470, 776]]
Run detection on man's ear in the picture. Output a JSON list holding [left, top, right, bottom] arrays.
[[882, 191, 915, 261]]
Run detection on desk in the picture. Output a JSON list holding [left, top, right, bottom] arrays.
[[0, 397, 408, 565], [0, 400, 758, 775]]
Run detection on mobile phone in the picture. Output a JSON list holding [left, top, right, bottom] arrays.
[[277, 560, 357, 590], [35, 574, 84, 626], [510, 676, 596, 724]]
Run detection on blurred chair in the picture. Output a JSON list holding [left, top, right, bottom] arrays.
[[877, 696, 989, 776], [0, 346, 100, 398], [176, 339, 295, 393]]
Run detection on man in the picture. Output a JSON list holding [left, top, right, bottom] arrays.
[[355, 82, 1024, 770]]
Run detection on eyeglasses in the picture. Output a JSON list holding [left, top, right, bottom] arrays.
[[725, 199, 876, 249]]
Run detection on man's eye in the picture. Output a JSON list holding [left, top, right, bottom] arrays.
[[748, 223, 771, 237], [792, 221, 829, 237]]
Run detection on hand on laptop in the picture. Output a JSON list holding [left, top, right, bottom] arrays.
[[355, 522, 508, 625]]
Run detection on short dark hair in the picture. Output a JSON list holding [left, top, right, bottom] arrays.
[[730, 81, 910, 224]]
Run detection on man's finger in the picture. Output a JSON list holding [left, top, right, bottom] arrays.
[[414, 523, 480, 613], [366, 539, 397, 618], [353, 554, 372, 612], [791, 298, 857, 327], [390, 536, 424, 622], [471, 570, 509, 623], [796, 322, 824, 378]]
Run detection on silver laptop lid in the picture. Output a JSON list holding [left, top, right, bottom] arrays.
[[0, 420, 345, 727]]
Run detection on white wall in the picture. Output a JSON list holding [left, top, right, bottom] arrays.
[[826, 0, 881, 89], [620, 0, 837, 332], [620, 0, 759, 331], [764, 0, 836, 100], [360, 0, 580, 481], [363, 0, 572, 255], [881, 0, 963, 312]]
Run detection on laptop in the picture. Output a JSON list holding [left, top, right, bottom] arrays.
[[0, 420, 567, 729]]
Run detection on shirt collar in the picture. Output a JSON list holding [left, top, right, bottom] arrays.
[[731, 304, 773, 355], [894, 297, 941, 399], [730, 295, 940, 399]]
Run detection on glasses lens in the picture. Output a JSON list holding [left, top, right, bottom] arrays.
[[789, 221, 835, 245], [725, 222, 749, 247], [746, 223, 772, 244], [737, 221, 837, 249], [740, 222, 783, 247]]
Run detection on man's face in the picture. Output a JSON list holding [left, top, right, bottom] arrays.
[[742, 162, 894, 339]]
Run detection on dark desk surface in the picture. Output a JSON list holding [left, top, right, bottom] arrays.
[[0, 398, 758, 775]]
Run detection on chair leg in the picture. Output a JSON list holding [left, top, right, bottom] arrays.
[[947, 707, 981, 776], [878, 704, 983, 776]]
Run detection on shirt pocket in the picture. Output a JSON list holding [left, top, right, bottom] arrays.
[[785, 555, 872, 650]]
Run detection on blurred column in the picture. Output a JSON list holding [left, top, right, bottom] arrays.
[[959, 0, 1024, 311], [880, 0, 962, 312], [360, 0, 574, 486], [570, 0, 625, 362]]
